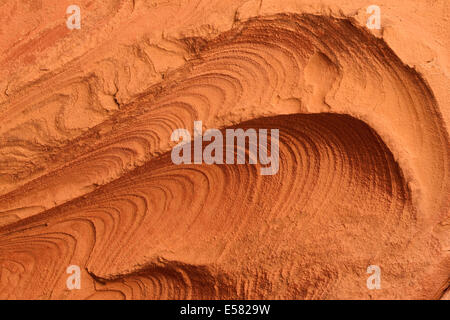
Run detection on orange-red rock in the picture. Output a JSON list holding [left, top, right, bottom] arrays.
[[0, 0, 448, 299]]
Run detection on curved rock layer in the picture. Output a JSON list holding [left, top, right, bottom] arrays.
[[0, 12, 449, 299]]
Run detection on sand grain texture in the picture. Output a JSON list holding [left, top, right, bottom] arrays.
[[0, 0, 449, 299]]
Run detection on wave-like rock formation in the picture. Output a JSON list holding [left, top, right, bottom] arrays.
[[0, 7, 448, 299]]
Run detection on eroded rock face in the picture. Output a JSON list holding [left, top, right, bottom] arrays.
[[0, 1, 448, 299]]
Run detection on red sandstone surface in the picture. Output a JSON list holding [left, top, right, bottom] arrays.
[[0, 0, 448, 299]]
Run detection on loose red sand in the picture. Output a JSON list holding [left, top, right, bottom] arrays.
[[0, 0, 448, 299]]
